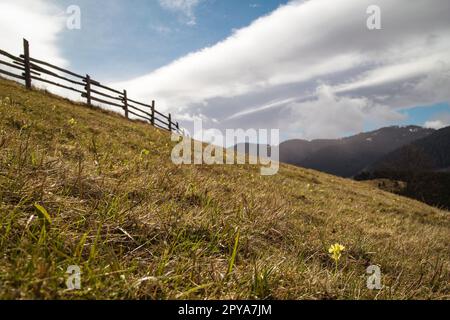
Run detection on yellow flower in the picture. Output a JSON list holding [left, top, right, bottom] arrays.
[[68, 118, 77, 126], [328, 243, 345, 262], [141, 149, 150, 156]]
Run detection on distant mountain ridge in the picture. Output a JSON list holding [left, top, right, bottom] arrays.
[[356, 126, 450, 209], [279, 126, 435, 177], [364, 126, 450, 173]]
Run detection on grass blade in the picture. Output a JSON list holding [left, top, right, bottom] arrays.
[[228, 230, 240, 275], [34, 203, 52, 224]]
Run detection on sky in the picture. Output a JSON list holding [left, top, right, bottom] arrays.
[[0, 0, 450, 143]]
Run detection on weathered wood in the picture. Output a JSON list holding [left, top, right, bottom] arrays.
[[88, 88, 123, 102], [88, 95, 124, 109], [0, 68, 25, 80], [0, 59, 21, 70], [0, 60, 24, 72], [127, 103, 153, 119], [168, 113, 172, 131], [24, 56, 85, 79], [11, 61, 40, 76], [154, 116, 169, 127], [23, 39, 32, 89], [31, 76, 84, 94], [89, 81, 122, 95], [154, 108, 169, 120], [123, 90, 129, 119], [83, 78, 100, 85], [151, 100, 155, 126], [28, 62, 58, 77], [0, 49, 24, 63], [28, 63, 84, 86], [127, 109, 151, 122], [85, 75, 92, 106], [123, 96, 151, 108]]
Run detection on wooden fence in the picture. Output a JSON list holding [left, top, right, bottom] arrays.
[[0, 39, 182, 134]]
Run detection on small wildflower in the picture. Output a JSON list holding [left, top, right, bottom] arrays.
[[68, 118, 77, 126], [329, 243, 345, 261], [329, 243, 345, 273], [141, 149, 150, 156]]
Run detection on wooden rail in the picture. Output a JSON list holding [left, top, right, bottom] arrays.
[[0, 39, 183, 134]]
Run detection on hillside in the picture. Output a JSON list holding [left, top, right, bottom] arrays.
[[279, 126, 434, 177], [357, 127, 450, 209], [366, 126, 450, 172], [0, 78, 449, 300]]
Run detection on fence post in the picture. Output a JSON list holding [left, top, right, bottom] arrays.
[[151, 100, 155, 126], [85, 74, 92, 106], [176, 122, 179, 132], [23, 39, 32, 89], [168, 113, 172, 131], [123, 90, 129, 119]]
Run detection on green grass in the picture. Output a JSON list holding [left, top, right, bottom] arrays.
[[0, 78, 449, 300]]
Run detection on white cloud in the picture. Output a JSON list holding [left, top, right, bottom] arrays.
[[227, 97, 300, 120], [424, 120, 448, 130], [424, 112, 450, 130], [287, 85, 405, 140], [0, 0, 67, 66], [158, 0, 201, 26], [116, 0, 450, 139], [0, 1, 81, 102]]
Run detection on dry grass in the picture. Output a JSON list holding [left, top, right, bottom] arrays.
[[0, 78, 449, 300]]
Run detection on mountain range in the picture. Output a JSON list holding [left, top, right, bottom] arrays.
[[363, 126, 450, 173], [356, 126, 450, 209], [280, 125, 435, 177]]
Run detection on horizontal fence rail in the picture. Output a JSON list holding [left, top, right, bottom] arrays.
[[0, 39, 183, 135]]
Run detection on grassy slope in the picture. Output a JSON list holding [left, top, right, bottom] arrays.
[[0, 78, 449, 300]]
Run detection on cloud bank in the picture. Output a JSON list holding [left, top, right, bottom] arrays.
[[116, 0, 450, 140], [0, 0, 67, 66], [1, 0, 449, 141]]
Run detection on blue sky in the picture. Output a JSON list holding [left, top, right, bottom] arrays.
[[1, 0, 450, 142], [55, 0, 289, 81], [361, 102, 450, 134], [399, 103, 450, 127]]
